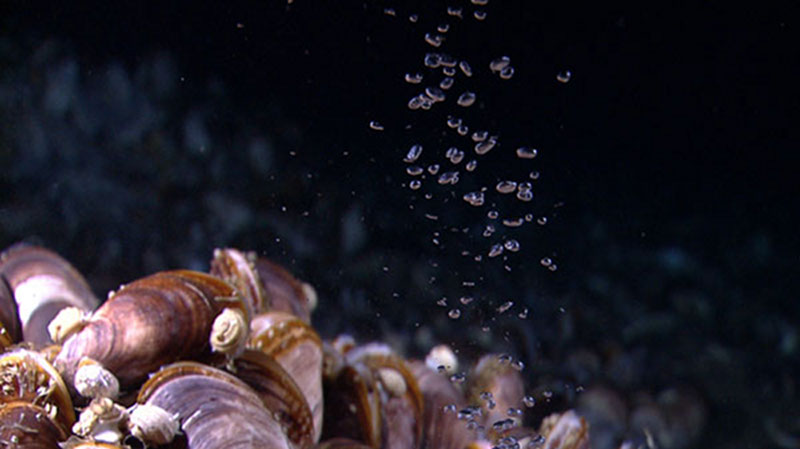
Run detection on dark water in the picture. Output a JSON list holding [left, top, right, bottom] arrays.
[[1, 1, 797, 448]]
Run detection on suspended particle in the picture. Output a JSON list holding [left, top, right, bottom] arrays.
[[425, 33, 445, 47], [523, 395, 536, 408], [409, 14, 419, 23], [405, 72, 423, 84], [537, 216, 548, 225], [406, 165, 424, 176], [548, 263, 558, 272], [442, 66, 456, 76], [447, 6, 464, 18], [529, 170, 541, 180], [457, 124, 469, 136], [457, 91, 476, 107], [465, 159, 478, 171], [516, 146, 538, 159], [449, 372, 467, 384], [518, 307, 529, 319], [369, 120, 385, 131], [437, 23, 450, 33], [502, 218, 524, 227], [483, 224, 496, 237], [437, 297, 448, 306], [540, 257, 552, 267], [516, 189, 533, 202], [488, 243, 504, 258], [448, 309, 461, 319], [446, 116, 462, 128], [511, 360, 524, 371], [409, 180, 422, 190], [504, 239, 520, 252], [459, 60, 473, 77], [426, 86, 446, 102], [507, 407, 523, 417], [471, 130, 488, 142], [440, 77, 455, 90], [499, 65, 515, 79], [496, 180, 517, 194], [471, 0, 489, 4], [498, 354, 512, 364], [487, 210, 499, 219], [473, 10, 487, 20], [427, 164, 440, 175], [438, 171, 460, 185], [383, 8, 396, 16], [424, 53, 442, 68], [404, 144, 423, 163], [497, 301, 514, 313], [460, 296, 474, 305], [474, 138, 497, 155], [462, 191, 485, 206], [489, 56, 511, 73], [557, 70, 572, 83]]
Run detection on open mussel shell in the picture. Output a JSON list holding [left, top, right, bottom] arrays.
[[210, 248, 268, 314], [0, 243, 99, 345], [0, 401, 68, 448], [322, 343, 424, 449], [249, 311, 323, 441], [137, 361, 294, 449], [55, 270, 251, 388], [0, 348, 76, 432]]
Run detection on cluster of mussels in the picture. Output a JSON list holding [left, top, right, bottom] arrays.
[[0, 242, 592, 449]]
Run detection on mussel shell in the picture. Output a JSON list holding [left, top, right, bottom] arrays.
[[0, 276, 21, 346], [253, 258, 312, 322], [249, 311, 323, 441], [0, 348, 75, 432], [210, 248, 267, 314], [56, 270, 250, 387], [408, 361, 474, 449], [137, 362, 292, 449], [466, 354, 525, 432], [0, 401, 68, 448], [0, 243, 99, 345], [314, 438, 374, 449]]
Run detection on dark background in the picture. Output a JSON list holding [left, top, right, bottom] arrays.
[[1, 1, 797, 448]]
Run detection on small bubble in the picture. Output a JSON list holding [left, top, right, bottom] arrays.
[[404, 144, 423, 163], [424, 53, 442, 68], [471, 0, 489, 4], [409, 180, 422, 190], [407, 95, 423, 110], [447, 6, 464, 18], [540, 257, 552, 267], [556, 70, 572, 83], [511, 360, 524, 371], [406, 166, 424, 176], [492, 418, 515, 432], [424, 33, 444, 47], [450, 372, 467, 384], [448, 309, 461, 319], [504, 239, 520, 252], [460, 296, 474, 305], [457, 91, 476, 107], [462, 191, 485, 206], [483, 224, 496, 237], [409, 14, 419, 23], [518, 182, 532, 192], [548, 263, 558, 272], [498, 353, 512, 364], [502, 218, 524, 227], [405, 73, 423, 84], [442, 66, 456, 76], [499, 65, 515, 79], [471, 130, 488, 142], [497, 301, 514, 313], [446, 116, 462, 128], [473, 10, 487, 21], [523, 395, 536, 408], [488, 210, 499, 219], [437, 23, 450, 33], [459, 61, 473, 78], [537, 216, 548, 225], [448, 149, 465, 164], [457, 124, 469, 136], [438, 171, 460, 185], [518, 307, 529, 319], [439, 54, 458, 67], [488, 243, 504, 257], [516, 190, 533, 202], [543, 390, 553, 399], [443, 404, 457, 413], [516, 147, 538, 159], [490, 56, 511, 73], [507, 407, 523, 417], [465, 159, 478, 171], [524, 213, 534, 222], [437, 297, 448, 306], [369, 120, 384, 131], [474, 138, 497, 155], [425, 87, 446, 102], [439, 77, 454, 90], [529, 171, 541, 180], [427, 164, 440, 175], [496, 180, 517, 194], [383, 8, 396, 16]]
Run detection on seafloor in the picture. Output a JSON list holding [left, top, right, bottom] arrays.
[[1, 2, 797, 448]]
